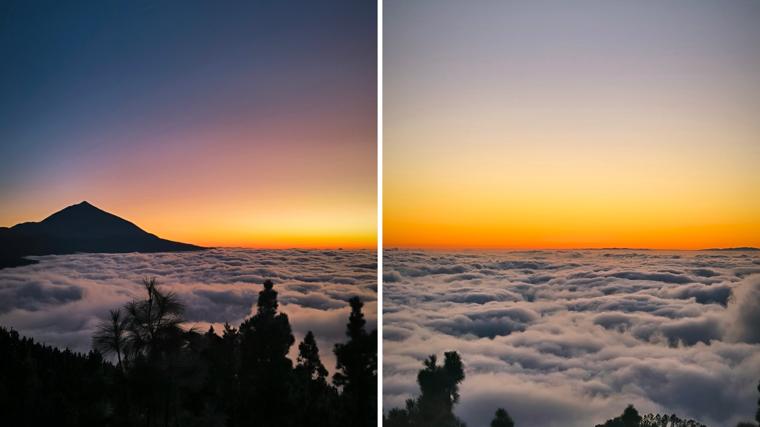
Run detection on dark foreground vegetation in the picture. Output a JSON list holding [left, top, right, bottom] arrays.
[[384, 352, 760, 427], [594, 405, 707, 427], [0, 278, 376, 427]]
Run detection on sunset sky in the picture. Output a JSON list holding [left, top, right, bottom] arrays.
[[385, 0, 760, 249], [0, 0, 376, 248]]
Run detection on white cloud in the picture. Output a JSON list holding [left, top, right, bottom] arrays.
[[0, 248, 377, 375], [383, 250, 760, 427]]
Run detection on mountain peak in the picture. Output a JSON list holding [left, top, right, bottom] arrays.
[[40, 201, 126, 231], [1, 201, 204, 268], [64, 200, 100, 212]]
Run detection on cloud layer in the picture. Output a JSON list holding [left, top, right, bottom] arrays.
[[0, 249, 377, 372], [383, 250, 760, 427]]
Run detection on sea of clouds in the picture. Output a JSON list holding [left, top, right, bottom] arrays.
[[0, 249, 377, 372], [383, 250, 760, 427]]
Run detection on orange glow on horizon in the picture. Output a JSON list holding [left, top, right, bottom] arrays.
[[0, 198, 377, 249], [384, 106, 760, 250], [0, 121, 377, 249], [384, 0, 760, 251]]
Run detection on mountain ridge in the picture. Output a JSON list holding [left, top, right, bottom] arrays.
[[0, 201, 205, 269], [701, 246, 759, 251]]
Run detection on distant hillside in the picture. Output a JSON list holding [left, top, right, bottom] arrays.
[[702, 247, 760, 251], [0, 201, 204, 268]]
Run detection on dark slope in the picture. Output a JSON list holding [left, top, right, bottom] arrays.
[[0, 201, 204, 268], [702, 247, 759, 251]]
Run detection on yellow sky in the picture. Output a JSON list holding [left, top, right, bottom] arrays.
[[385, 103, 760, 249], [1, 122, 377, 249], [2, 196, 376, 249], [384, 0, 760, 249]]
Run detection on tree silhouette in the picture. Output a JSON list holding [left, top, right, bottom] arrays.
[[416, 352, 466, 427], [384, 351, 466, 427], [334, 296, 377, 427], [2, 276, 378, 427], [597, 406, 708, 427], [491, 408, 515, 427], [123, 277, 185, 360], [120, 278, 188, 426], [0, 327, 114, 426], [297, 331, 329, 382], [756, 380, 760, 425], [197, 322, 239, 423], [237, 278, 296, 427], [239, 279, 295, 370], [93, 308, 128, 369], [621, 405, 642, 427], [294, 331, 338, 427], [385, 401, 415, 427]]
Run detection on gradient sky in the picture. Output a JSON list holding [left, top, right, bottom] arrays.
[[0, 0, 376, 248], [385, 0, 760, 249]]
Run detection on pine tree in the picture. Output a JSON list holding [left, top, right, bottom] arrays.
[[297, 331, 328, 382], [385, 351, 466, 427], [92, 308, 128, 369], [756, 380, 760, 425], [334, 297, 377, 427], [415, 352, 466, 427], [238, 279, 295, 427], [491, 408, 515, 427], [621, 405, 642, 427], [295, 331, 337, 427]]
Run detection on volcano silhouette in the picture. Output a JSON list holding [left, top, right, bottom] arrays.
[[0, 201, 204, 268]]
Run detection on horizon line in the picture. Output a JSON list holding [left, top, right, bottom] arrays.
[[196, 244, 377, 251], [382, 245, 759, 252]]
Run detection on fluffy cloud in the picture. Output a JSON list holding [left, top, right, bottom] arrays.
[[383, 250, 760, 427], [724, 274, 760, 344], [0, 249, 377, 374]]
